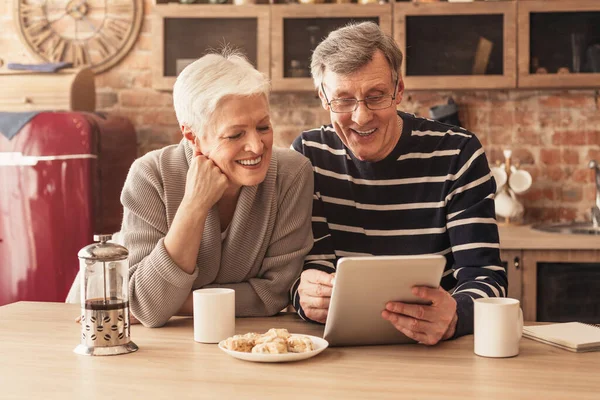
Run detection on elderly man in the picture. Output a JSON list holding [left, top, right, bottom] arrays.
[[291, 22, 506, 344]]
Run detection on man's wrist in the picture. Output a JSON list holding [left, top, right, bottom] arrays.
[[443, 313, 458, 340]]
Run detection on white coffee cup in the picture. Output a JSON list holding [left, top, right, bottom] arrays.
[[474, 298, 523, 358], [509, 169, 532, 194], [494, 190, 516, 218], [193, 288, 235, 343], [490, 166, 507, 194]]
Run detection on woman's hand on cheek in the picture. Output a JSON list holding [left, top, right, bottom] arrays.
[[183, 152, 229, 213]]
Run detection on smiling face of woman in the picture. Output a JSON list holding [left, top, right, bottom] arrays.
[[195, 93, 274, 191]]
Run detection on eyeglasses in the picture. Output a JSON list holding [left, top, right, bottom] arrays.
[[321, 77, 398, 114]]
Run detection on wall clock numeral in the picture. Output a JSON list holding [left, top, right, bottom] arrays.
[[104, 19, 130, 43], [47, 35, 67, 62], [89, 35, 112, 58], [24, 19, 50, 37], [19, 2, 45, 19], [30, 28, 54, 48], [72, 43, 89, 67]]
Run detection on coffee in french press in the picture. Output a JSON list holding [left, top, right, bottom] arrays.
[[74, 234, 138, 356]]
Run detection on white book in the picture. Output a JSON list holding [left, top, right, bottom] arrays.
[[523, 322, 600, 352]]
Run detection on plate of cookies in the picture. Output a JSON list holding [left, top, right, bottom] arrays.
[[218, 328, 328, 363]]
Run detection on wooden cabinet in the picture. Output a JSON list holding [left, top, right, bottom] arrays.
[[499, 225, 600, 322], [517, 0, 600, 89], [519, 249, 600, 322], [152, 4, 270, 91], [393, 1, 517, 90], [500, 249, 523, 302], [0, 68, 95, 112], [151, 1, 600, 91], [503, 248, 600, 322], [270, 4, 392, 92]]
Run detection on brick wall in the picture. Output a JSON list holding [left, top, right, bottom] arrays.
[[1, 1, 599, 223]]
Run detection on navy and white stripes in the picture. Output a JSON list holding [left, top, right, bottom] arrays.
[[290, 112, 507, 338]]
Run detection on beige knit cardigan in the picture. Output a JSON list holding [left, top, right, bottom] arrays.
[[120, 140, 314, 327]]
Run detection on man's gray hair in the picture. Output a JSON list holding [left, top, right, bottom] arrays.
[[173, 49, 270, 136], [310, 21, 403, 89]]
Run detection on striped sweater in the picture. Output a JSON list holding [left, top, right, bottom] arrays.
[[291, 111, 507, 338], [120, 140, 314, 327]]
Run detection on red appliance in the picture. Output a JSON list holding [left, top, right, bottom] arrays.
[[0, 112, 136, 306]]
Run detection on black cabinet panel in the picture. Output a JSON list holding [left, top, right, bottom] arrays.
[[406, 14, 504, 76], [537, 262, 600, 323]]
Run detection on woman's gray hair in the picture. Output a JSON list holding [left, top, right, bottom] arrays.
[[173, 49, 270, 136], [310, 21, 403, 89]]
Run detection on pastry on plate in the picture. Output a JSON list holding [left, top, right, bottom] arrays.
[[251, 338, 288, 354], [224, 328, 314, 355], [240, 332, 261, 342], [223, 335, 255, 353], [223, 332, 262, 352], [255, 328, 290, 345], [266, 328, 291, 339], [287, 335, 314, 353]]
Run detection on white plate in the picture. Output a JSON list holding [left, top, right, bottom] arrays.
[[218, 334, 328, 363]]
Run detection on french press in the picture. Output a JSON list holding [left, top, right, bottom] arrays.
[[74, 234, 138, 356]]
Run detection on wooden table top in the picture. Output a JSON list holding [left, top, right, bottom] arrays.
[[1, 302, 599, 400]]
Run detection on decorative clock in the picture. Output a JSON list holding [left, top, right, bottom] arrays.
[[15, 0, 144, 73]]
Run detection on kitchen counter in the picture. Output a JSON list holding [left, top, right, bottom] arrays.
[[499, 224, 600, 250]]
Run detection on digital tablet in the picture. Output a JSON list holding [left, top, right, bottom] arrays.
[[323, 255, 446, 347]]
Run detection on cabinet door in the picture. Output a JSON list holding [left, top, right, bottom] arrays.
[[500, 249, 522, 302], [152, 4, 270, 91], [537, 261, 600, 323], [270, 4, 393, 92], [522, 250, 600, 322], [394, 1, 517, 90], [518, 0, 600, 88]]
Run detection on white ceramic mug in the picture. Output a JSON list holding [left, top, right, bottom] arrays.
[[474, 298, 523, 358], [495, 188, 525, 220], [509, 169, 532, 194], [494, 190, 516, 218], [193, 288, 235, 343], [490, 166, 507, 194]]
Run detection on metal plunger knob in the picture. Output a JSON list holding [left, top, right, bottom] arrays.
[[93, 234, 113, 243]]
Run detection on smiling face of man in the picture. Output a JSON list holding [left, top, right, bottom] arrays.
[[319, 50, 404, 162]]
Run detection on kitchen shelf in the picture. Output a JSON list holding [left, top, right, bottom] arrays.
[[152, 4, 270, 91], [270, 4, 393, 92], [517, 0, 600, 89], [151, 1, 599, 91], [153, 0, 271, 4], [393, 1, 517, 90]]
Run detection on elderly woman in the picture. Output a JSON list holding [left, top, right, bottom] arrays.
[[116, 51, 313, 327]]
